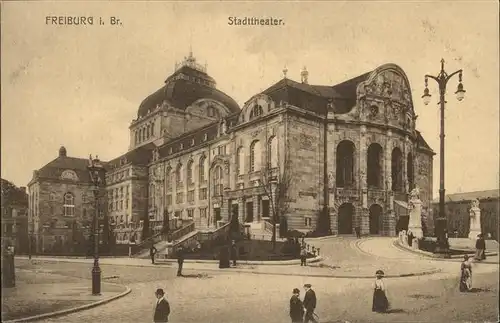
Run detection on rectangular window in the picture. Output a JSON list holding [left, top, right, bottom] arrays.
[[218, 145, 226, 155], [120, 187, 124, 198], [187, 190, 195, 202], [176, 192, 184, 204], [199, 208, 207, 218], [166, 195, 172, 206], [115, 201, 118, 210], [305, 217, 312, 227], [187, 209, 194, 218], [120, 200, 123, 210], [199, 188, 207, 200]]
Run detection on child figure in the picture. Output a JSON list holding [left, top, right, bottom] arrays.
[[372, 270, 389, 313]]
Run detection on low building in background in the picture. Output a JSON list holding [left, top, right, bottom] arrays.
[[431, 189, 499, 240]]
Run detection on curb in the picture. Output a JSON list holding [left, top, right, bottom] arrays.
[[393, 240, 498, 261], [18, 255, 323, 266], [195, 266, 442, 279], [3, 283, 132, 323], [156, 256, 323, 266]]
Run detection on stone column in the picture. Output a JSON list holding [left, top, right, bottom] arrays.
[[385, 130, 393, 193], [238, 197, 245, 223], [387, 191, 396, 236], [403, 135, 409, 193], [408, 188, 423, 238], [360, 125, 368, 197], [468, 199, 482, 239]]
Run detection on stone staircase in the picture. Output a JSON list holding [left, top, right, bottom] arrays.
[[247, 220, 285, 241], [134, 221, 196, 259]]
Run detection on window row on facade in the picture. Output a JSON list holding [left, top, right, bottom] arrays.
[[134, 120, 156, 144]]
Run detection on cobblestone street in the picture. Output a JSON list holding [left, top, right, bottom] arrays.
[[15, 237, 498, 323]]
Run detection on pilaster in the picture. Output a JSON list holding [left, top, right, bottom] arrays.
[[253, 195, 259, 222], [221, 197, 229, 223], [329, 207, 338, 235], [359, 205, 369, 235], [359, 126, 368, 190]]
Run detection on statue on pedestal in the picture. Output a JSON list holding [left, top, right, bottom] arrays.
[[468, 198, 482, 239], [408, 186, 423, 239]]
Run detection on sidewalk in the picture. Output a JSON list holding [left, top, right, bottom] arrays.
[[2, 269, 130, 322]]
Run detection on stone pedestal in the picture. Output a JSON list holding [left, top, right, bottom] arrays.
[[408, 199, 423, 239], [468, 199, 482, 239]]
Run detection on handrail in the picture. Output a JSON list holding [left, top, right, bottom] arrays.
[[170, 222, 195, 242], [264, 220, 273, 233]]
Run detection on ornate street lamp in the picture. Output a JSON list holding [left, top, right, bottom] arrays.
[[422, 59, 465, 256], [87, 154, 105, 295]]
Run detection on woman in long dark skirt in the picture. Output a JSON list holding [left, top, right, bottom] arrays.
[[372, 270, 389, 313], [459, 255, 473, 292]]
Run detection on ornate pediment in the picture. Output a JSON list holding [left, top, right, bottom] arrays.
[[357, 65, 414, 117], [60, 170, 79, 181]]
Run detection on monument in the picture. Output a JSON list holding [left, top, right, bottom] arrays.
[[408, 186, 423, 239], [468, 198, 482, 239]]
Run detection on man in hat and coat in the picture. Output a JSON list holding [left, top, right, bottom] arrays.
[[303, 283, 318, 323], [176, 246, 185, 276], [153, 288, 170, 322]]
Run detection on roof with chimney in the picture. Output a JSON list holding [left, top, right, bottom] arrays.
[[29, 146, 107, 184]]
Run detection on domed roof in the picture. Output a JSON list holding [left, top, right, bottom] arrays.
[[137, 54, 240, 118]]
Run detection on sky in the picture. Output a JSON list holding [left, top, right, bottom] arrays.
[[1, 1, 499, 197]]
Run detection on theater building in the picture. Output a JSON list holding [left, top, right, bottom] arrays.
[[28, 52, 434, 248]]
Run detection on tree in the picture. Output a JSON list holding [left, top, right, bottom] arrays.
[[260, 146, 293, 251]]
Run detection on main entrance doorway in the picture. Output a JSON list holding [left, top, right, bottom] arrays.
[[369, 204, 383, 235], [338, 203, 354, 234], [245, 202, 254, 222]]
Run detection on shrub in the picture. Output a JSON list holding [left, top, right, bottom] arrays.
[[418, 237, 437, 252]]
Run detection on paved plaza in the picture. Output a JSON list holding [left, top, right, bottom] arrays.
[[8, 237, 499, 323]]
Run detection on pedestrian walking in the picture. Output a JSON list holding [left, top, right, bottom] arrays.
[[289, 288, 304, 323], [303, 284, 318, 323], [372, 270, 389, 313], [474, 234, 486, 261], [300, 247, 307, 266], [153, 288, 170, 323], [230, 240, 237, 266], [459, 255, 473, 292], [176, 246, 185, 276], [355, 226, 361, 239], [150, 245, 158, 264]]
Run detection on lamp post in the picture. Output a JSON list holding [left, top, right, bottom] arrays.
[[87, 154, 105, 295], [422, 59, 465, 255]]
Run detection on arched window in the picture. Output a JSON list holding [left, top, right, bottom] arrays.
[[176, 164, 183, 184], [407, 152, 414, 190], [367, 143, 383, 188], [187, 160, 194, 184], [391, 148, 403, 192], [268, 136, 278, 168], [151, 122, 155, 136], [213, 166, 224, 196], [63, 193, 75, 216], [250, 140, 261, 172], [199, 156, 207, 183], [146, 125, 150, 138], [336, 141, 355, 187], [236, 147, 244, 175], [250, 104, 264, 120]]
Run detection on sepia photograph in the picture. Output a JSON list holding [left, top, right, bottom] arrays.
[[1, 1, 499, 322]]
